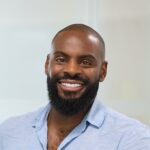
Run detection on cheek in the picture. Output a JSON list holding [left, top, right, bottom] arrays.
[[49, 63, 63, 77], [84, 69, 100, 83]]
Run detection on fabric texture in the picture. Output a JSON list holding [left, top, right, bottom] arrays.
[[0, 97, 150, 150]]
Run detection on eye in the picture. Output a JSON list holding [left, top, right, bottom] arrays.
[[55, 56, 65, 63], [81, 59, 92, 66]]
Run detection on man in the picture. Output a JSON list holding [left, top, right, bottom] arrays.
[[0, 24, 150, 150]]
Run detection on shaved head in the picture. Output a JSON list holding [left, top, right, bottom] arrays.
[[52, 24, 105, 60]]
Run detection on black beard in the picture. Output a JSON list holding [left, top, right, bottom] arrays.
[[47, 75, 99, 116]]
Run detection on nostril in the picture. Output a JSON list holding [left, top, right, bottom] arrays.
[[63, 70, 81, 77]]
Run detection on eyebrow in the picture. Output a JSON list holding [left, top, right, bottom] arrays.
[[53, 51, 97, 60], [53, 51, 68, 57]]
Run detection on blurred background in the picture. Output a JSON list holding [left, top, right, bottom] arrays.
[[0, 0, 150, 125]]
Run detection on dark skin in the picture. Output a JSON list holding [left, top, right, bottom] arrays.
[[45, 29, 107, 150]]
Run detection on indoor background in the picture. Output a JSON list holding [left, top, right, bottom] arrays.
[[0, 0, 150, 125]]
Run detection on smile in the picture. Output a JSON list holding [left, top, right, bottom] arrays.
[[58, 79, 84, 92], [62, 83, 82, 88]]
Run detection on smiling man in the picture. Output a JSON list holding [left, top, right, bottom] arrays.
[[0, 24, 150, 150]]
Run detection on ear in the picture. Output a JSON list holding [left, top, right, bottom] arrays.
[[45, 54, 50, 75], [99, 61, 108, 82]]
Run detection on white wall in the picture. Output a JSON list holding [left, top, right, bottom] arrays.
[[0, 0, 90, 122], [0, 0, 150, 125], [93, 0, 150, 125]]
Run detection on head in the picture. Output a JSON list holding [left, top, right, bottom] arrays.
[[45, 24, 107, 116]]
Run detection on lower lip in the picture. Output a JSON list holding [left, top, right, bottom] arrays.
[[58, 83, 84, 92]]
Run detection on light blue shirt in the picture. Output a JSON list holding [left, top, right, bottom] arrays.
[[0, 98, 150, 150]]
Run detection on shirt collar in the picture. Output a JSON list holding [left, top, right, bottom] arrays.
[[86, 96, 106, 128], [32, 103, 51, 130]]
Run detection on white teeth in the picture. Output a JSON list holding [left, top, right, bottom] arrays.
[[62, 83, 81, 88]]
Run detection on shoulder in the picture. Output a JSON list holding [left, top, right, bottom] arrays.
[[104, 107, 150, 149], [0, 105, 46, 135], [104, 107, 149, 130], [0, 104, 50, 149]]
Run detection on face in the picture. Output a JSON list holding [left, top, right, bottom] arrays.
[[45, 30, 107, 116]]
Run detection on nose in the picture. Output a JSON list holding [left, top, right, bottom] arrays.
[[63, 60, 81, 77]]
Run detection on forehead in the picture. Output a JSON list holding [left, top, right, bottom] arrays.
[[52, 30, 103, 59]]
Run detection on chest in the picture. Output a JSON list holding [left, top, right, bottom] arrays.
[[47, 130, 68, 150]]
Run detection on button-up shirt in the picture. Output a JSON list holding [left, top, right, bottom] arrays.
[[0, 98, 150, 150]]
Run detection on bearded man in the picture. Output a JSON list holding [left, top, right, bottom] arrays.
[[0, 24, 150, 150]]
